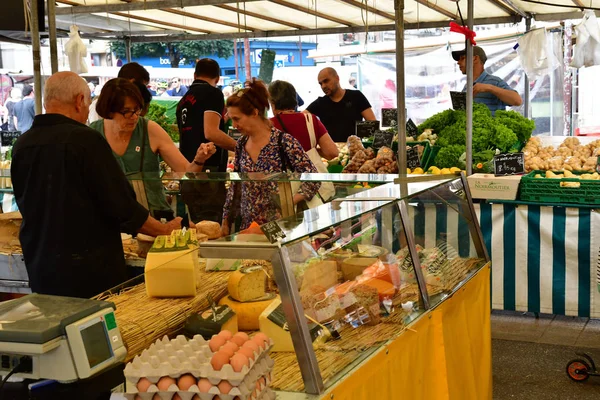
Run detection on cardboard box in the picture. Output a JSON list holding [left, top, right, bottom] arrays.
[[467, 173, 521, 200]]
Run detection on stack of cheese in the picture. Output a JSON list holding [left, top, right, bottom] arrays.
[[145, 229, 201, 298], [219, 266, 274, 331]]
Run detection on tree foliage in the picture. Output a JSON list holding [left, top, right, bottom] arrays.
[[110, 40, 234, 68]]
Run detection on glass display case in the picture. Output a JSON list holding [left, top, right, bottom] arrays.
[[199, 173, 489, 395]]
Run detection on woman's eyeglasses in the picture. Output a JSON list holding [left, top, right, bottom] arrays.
[[118, 109, 142, 119]]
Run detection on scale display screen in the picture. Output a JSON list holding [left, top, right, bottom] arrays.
[[80, 320, 112, 368]]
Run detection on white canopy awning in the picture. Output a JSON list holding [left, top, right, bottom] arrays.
[[50, 0, 600, 41]]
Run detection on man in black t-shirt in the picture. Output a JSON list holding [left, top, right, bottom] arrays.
[[177, 59, 236, 222], [307, 67, 376, 143]]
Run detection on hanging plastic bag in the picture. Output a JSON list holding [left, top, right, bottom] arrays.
[[517, 28, 560, 81], [571, 10, 600, 68], [64, 25, 88, 74]]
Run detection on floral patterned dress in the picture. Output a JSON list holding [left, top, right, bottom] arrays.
[[223, 127, 320, 230]]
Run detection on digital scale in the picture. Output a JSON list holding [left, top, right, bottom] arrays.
[[0, 294, 126, 383]]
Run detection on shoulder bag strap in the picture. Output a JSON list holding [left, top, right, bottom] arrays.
[[139, 117, 148, 173], [304, 113, 317, 149], [275, 114, 290, 133], [277, 129, 293, 172]]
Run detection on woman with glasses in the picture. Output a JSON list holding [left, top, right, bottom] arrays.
[[90, 78, 215, 220]]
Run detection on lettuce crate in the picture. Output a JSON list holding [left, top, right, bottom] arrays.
[[520, 170, 600, 205]]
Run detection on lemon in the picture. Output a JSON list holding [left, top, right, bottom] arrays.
[[431, 169, 441, 175], [353, 184, 363, 188], [413, 167, 424, 174], [450, 167, 461, 173], [440, 168, 451, 175], [406, 168, 412, 174]]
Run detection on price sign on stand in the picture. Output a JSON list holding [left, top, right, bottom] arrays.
[[406, 119, 418, 138], [355, 120, 380, 138], [261, 221, 286, 244], [372, 130, 394, 151], [494, 152, 525, 176], [450, 91, 467, 110], [381, 108, 397, 127], [406, 147, 421, 170], [1, 131, 21, 147]]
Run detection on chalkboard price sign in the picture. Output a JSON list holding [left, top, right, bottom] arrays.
[[261, 221, 286, 244], [406, 147, 421, 170], [372, 130, 394, 150], [450, 91, 467, 110], [355, 120, 380, 138], [381, 108, 397, 127], [494, 152, 525, 176], [0, 131, 21, 147], [406, 118, 418, 137]]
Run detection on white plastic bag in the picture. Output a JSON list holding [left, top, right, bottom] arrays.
[[64, 25, 88, 74], [517, 28, 560, 81], [571, 10, 600, 68]]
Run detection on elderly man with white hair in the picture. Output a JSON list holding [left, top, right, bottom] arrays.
[[11, 71, 182, 298]]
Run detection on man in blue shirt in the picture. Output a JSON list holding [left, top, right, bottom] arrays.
[[452, 46, 522, 114]]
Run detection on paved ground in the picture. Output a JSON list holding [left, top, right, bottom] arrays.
[[492, 311, 600, 399]]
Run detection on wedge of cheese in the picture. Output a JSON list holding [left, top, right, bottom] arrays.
[[218, 294, 275, 331], [227, 266, 267, 302]]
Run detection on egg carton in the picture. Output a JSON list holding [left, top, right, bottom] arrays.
[[125, 335, 213, 383], [126, 335, 274, 387], [204, 341, 274, 386], [123, 371, 274, 400]]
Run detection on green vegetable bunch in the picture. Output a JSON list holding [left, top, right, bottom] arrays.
[[494, 110, 535, 143], [147, 102, 179, 143], [418, 108, 458, 135], [436, 144, 466, 168]]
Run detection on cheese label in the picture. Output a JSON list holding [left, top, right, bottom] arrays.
[[267, 303, 322, 341]]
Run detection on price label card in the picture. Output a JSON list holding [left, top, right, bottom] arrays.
[[494, 152, 525, 176], [355, 120, 380, 138], [0, 131, 21, 147], [406, 118, 418, 137], [381, 108, 397, 127], [450, 91, 467, 110], [406, 147, 421, 170], [261, 221, 286, 244], [372, 130, 394, 151]]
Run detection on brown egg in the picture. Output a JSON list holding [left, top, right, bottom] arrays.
[[197, 378, 213, 393], [242, 340, 259, 352], [156, 376, 176, 391], [173, 395, 182, 400], [222, 341, 239, 354], [177, 374, 197, 390], [210, 350, 231, 371], [233, 332, 249, 341], [136, 377, 152, 392], [237, 346, 255, 361], [229, 335, 246, 347], [230, 353, 249, 372], [217, 330, 233, 340], [209, 336, 227, 352], [217, 380, 233, 394], [192, 396, 201, 400], [252, 333, 269, 349]]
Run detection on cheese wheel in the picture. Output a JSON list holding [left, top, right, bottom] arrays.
[[218, 295, 274, 330], [227, 266, 266, 302]]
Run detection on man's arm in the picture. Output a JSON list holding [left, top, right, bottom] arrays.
[[474, 83, 522, 106], [361, 108, 377, 121], [204, 112, 236, 151]]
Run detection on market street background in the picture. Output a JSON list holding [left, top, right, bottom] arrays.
[[493, 311, 600, 399]]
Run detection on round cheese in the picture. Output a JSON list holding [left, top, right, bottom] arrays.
[[227, 266, 267, 302], [218, 295, 275, 331]]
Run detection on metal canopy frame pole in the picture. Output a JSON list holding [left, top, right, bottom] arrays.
[[395, 0, 406, 176], [465, 0, 474, 176], [47, 0, 59, 74], [524, 17, 532, 119], [30, 0, 43, 115], [125, 37, 132, 63]]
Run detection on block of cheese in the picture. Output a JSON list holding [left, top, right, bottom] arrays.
[[218, 294, 275, 330], [145, 233, 199, 297], [227, 266, 266, 302], [341, 257, 378, 281], [299, 260, 338, 293], [258, 297, 325, 352]]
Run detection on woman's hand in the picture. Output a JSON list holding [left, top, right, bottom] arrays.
[[292, 193, 306, 205], [221, 221, 230, 237], [194, 142, 217, 165]]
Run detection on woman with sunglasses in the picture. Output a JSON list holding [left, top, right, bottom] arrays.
[[221, 79, 320, 236], [90, 78, 215, 220]]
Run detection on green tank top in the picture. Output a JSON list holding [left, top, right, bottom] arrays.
[[90, 118, 171, 213]]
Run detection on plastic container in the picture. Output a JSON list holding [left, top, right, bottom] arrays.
[[520, 170, 600, 205]]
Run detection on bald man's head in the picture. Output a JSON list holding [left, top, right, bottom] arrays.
[[44, 71, 91, 124], [318, 67, 341, 98]]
